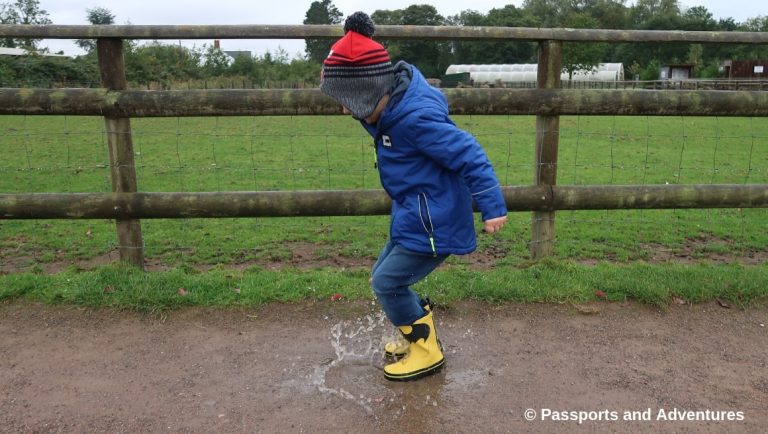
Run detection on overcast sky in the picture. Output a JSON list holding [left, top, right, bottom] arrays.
[[39, 0, 766, 57]]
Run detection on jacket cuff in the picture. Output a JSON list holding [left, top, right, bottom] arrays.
[[475, 186, 508, 221]]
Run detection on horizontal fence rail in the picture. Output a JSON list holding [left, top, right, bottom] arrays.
[[1, 23, 767, 266], [2, 185, 767, 219], [2, 24, 768, 44], [3, 88, 768, 117]]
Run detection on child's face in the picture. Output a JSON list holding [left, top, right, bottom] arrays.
[[342, 94, 389, 125], [342, 105, 374, 124]]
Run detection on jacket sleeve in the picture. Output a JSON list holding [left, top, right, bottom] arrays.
[[406, 110, 508, 221]]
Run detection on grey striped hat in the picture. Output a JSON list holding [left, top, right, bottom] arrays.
[[320, 12, 394, 120]]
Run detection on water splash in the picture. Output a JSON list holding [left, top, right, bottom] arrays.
[[311, 309, 396, 415]]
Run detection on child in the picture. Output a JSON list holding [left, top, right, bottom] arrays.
[[320, 12, 508, 381]]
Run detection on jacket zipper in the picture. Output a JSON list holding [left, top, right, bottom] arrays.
[[418, 193, 437, 257], [372, 143, 378, 169]]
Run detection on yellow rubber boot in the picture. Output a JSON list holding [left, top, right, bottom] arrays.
[[383, 310, 445, 381], [383, 299, 434, 359]]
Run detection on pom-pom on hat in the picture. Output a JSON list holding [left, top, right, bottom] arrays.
[[320, 12, 394, 120]]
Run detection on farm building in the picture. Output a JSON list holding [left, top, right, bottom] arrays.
[[721, 60, 768, 79], [212, 40, 251, 61], [444, 63, 624, 85], [659, 64, 694, 80], [0, 47, 70, 58]]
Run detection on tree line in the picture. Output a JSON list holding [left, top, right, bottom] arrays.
[[1, 0, 768, 89]]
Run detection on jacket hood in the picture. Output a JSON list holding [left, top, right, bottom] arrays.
[[378, 62, 448, 131]]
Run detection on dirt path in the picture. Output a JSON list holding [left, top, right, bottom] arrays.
[[1, 300, 766, 433]]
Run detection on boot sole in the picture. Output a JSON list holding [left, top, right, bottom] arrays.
[[383, 358, 445, 382], [383, 339, 443, 359], [384, 350, 407, 358]]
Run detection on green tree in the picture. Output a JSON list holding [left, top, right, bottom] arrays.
[[740, 15, 768, 32], [680, 5, 716, 30], [580, 0, 629, 29], [561, 13, 608, 80], [448, 6, 538, 66], [733, 16, 768, 60], [680, 7, 718, 75], [0, 3, 20, 48], [522, 0, 574, 27], [202, 44, 232, 77], [228, 52, 257, 77], [482, 5, 538, 63], [630, 0, 680, 25], [372, 5, 447, 77], [303, 0, 343, 63], [0, 54, 99, 87], [125, 42, 202, 88], [0, 0, 52, 50], [612, 0, 684, 78], [75, 7, 115, 53]]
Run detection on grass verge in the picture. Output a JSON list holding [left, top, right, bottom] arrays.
[[1, 261, 766, 313]]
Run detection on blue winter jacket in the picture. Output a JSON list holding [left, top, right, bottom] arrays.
[[362, 62, 507, 255]]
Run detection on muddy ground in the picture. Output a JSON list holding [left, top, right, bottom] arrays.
[[0, 299, 766, 433], [0, 300, 768, 433]]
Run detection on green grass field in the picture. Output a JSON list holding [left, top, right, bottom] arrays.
[[1, 114, 767, 309]]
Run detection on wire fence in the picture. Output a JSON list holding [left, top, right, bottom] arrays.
[[1, 112, 766, 273], [3, 78, 767, 91], [1, 25, 768, 271]]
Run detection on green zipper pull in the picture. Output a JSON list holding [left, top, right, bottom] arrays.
[[429, 236, 437, 257]]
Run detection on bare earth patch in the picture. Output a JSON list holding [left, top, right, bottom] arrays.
[[641, 235, 768, 265], [0, 300, 766, 433], [4, 236, 765, 275]]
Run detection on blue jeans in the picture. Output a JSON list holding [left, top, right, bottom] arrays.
[[370, 240, 449, 326]]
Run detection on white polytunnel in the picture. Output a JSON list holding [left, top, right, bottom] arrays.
[[445, 63, 624, 84]]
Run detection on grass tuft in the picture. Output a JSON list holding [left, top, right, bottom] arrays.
[[1, 261, 766, 312]]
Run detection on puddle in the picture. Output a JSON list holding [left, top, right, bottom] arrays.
[[310, 309, 396, 415]]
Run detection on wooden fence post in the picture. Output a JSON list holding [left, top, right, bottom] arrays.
[[531, 40, 562, 259], [97, 38, 144, 268]]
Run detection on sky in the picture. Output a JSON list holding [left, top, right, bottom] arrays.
[[35, 0, 767, 57]]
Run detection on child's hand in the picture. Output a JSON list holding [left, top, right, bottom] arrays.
[[483, 216, 507, 233]]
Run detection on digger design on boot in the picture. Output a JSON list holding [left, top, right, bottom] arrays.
[[384, 309, 444, 381], [384, 298, 434, 359]]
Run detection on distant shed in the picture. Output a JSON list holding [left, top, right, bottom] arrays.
[[722, 60, 768, 79], [659, 64, 694, 80]]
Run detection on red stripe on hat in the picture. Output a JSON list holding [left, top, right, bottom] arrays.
[[324, 31, 391, 66], [325, 48, 391, 66]]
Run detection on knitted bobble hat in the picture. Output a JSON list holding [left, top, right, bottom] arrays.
[[320, 12, 395, 120]]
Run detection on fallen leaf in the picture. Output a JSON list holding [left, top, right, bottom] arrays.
[[594, 290, 607, 299], [103, 285, 113, 293], [672, 297, 686, 305], [233, 287, 241, 294], [177, 287, 187, 297], [85, 229, 93, 238], [330, 293, 343, 301], [716, 299, 731, 309]]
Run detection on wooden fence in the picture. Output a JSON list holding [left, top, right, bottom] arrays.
[[1, 24, 768, 267]]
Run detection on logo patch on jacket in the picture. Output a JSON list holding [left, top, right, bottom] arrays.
[[382, 135, 392, 147]]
